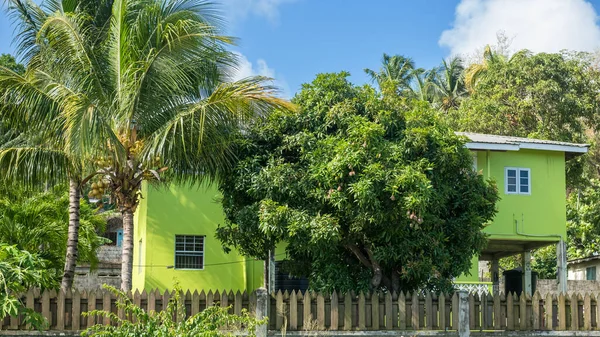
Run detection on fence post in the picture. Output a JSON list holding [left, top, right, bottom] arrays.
[[458, 290, 470, 337], [256, 288, 268, 337]]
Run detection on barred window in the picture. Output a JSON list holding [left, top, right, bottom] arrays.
[[174, 235, 204, 269]]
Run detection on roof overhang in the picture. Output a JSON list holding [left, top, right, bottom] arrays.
[[459, 132, 589, 156], [465, 142, 589, 154]]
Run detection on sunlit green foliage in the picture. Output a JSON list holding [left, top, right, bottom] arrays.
[[217, 72, 498, 293], [0, 244, 52, 329], [83, 284, 265, 337], [0, 186, 107, 279]]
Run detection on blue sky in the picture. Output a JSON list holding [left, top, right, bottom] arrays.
[[2, 0, 600, 97]]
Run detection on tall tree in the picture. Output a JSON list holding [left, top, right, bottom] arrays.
[[409, 68, 436, 103], [365, 54, 415, 95], [217, 72, 498, 292], [2, 0, 290, 290], [0, 185, 106, 280], [1, 0, 114, 290], [431, 56, 467, 112]]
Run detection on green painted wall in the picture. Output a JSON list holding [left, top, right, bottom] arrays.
[[134, 148, 569, 288], [133, 183, 253, 291], [457, 149, 568, 283], [476, 149, 567, 241]]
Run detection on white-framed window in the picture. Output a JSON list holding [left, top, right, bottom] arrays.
[[174, 235, 205, 270], [472, 152, 478, 171], [505, 167, 531, 195]]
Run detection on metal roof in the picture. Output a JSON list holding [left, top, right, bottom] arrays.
[[456, 132, 589, 155], [568, 255, 600, 265]]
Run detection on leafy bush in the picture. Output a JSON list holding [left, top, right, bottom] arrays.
[[83, 284, 266, 337], [0, 244, 52, 329]]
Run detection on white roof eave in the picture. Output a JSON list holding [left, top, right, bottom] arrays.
[[465, 142, 520, 151], [465, 142, 588, 154]]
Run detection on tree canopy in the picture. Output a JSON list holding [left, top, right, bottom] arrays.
[[217, 72, 498, 292]]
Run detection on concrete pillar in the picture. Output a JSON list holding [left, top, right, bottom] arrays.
[[255, 288, 268, 337], [522, 251, 532, 295], [557, 239, 567, 294], [491, 259, 500, 295], [458, 290, 470, 337]]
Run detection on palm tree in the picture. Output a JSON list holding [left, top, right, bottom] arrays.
[[431, 56, 467, 112], [0, 0, 113, 291], [409, 68, 436, 103], [365, 54, 415, 95], [2, 0, 291, 291], [464, 45, 506, 92]]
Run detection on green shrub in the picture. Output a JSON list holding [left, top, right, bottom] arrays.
[[83, 284, 266, 337]]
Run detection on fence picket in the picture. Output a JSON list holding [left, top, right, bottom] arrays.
[[439, 293, 446, 330], [519, 292, 526, 330], [371, 291, 379, 330], [25, 289, 35, 330], [425, 292, 432, 330], [385, 291, 392, 330], [571, 293, 579, 330], [411, 292, 419, 329], [493, 292, 501, 329], [468, 293, 475, 330], [276, 290, 284, 330], [289, 291, 298, 330], [358, 292, 366, 330], [532, 291, 540, 330], [507, 292, 514, 330], [452, 292, 458, 330], [303, 291, 312, 330], [343, 292, 352, 330], [331, 291, 339, 330], [42, 290, 51, 328], [317, 292, 325, 330]]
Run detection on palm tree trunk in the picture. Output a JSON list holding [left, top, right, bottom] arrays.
[[61, 178, 80, 291], [120, 210, 134, 291]]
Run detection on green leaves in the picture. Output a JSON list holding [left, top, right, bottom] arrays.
[[83, 284, 265, 337], [0, 244, 52, 329], [217, 72, 498, 292]]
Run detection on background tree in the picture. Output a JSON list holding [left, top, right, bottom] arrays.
[[0, 185, 106, 281], [430, 56, 467, 112], [1, 0, 115, 290], [1, 0, 290, 291], [217, 72, 498, 292], [365, 54, 415, 95], [0, 244, 53, 329]]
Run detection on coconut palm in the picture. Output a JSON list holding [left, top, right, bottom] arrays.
[[409, 68, 436, 103], [2, 0, 291, 291], [365, 54, 415, 95], [464, 45, 506, 92], [0, 0, 114, 291], [431, 56, 467, 112]]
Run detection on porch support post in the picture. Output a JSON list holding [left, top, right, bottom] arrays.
[[557, 239, 568, 293], [491, 259, 500, 295], [522, 251, 532, 296]]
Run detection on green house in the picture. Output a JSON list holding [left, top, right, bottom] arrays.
[[132, 133, 588, 293]]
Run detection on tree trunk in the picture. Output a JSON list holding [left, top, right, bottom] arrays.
[[120, 210, 134, 291], [61, 178, 81, 291]]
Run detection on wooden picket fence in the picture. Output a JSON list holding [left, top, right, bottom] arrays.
[[1, 288, 256, 331], [4, 289, 600, 331], [269, 290, 600, 331]]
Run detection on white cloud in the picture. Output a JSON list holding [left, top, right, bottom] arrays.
[[439, 0, 600, 57], [232, 52, 291, 98], [223, 0, 297, 24]]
